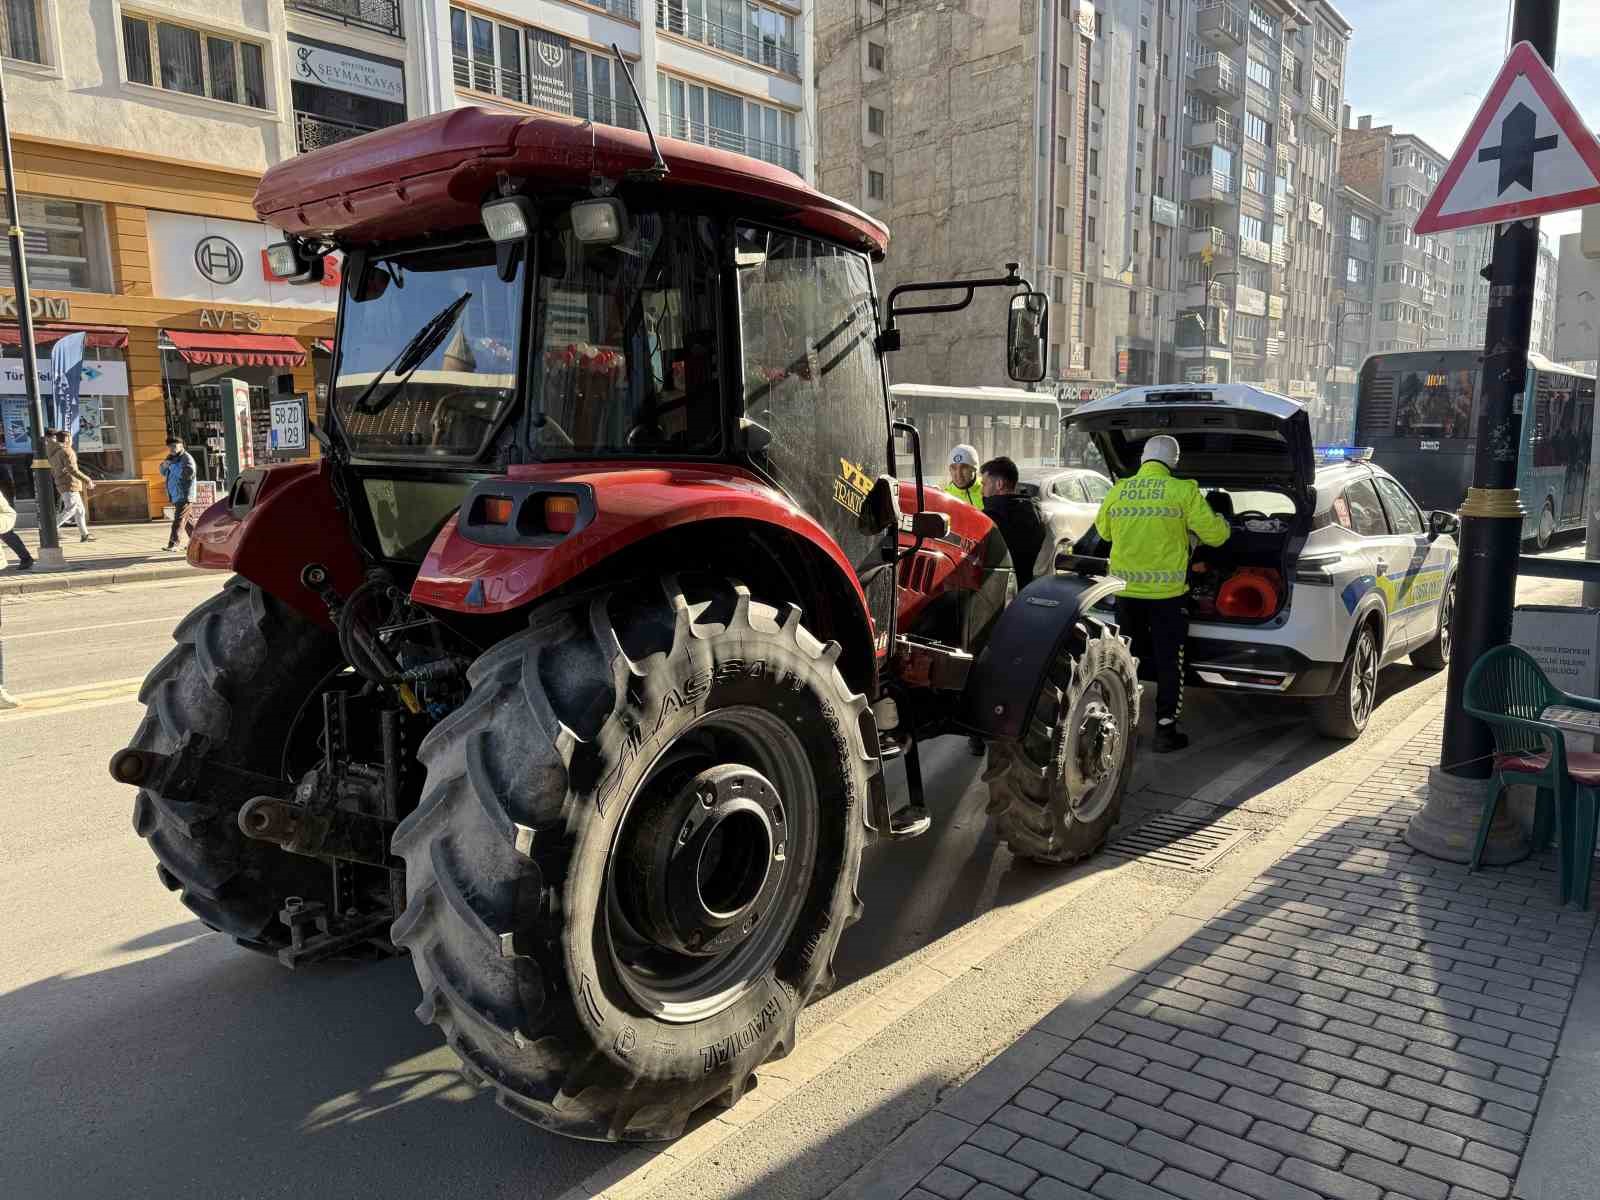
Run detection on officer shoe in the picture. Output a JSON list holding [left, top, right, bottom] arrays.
[[1153, 721, 1189, 754]]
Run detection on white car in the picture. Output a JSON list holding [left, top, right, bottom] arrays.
[[1068, 384, 1459, 739], [1020, 467, 1113, 561]]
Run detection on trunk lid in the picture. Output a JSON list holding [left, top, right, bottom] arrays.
[[1070, 385, 1316, 513]]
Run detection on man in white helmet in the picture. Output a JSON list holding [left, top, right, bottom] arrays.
[[943, 444, 982, 507], [1093, 433, 1230, 752]]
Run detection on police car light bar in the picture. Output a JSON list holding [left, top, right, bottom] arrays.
[[1313, 445, 1374, 464]]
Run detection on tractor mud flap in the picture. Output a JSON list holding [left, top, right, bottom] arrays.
[[961, 572, 1125, 740]]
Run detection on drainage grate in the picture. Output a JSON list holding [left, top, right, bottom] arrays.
[[1104, 812, 1251, 872]]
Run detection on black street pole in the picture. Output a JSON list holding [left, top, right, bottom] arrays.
[[0, 53, 59, 564], [1407, 0, 1559, 864]]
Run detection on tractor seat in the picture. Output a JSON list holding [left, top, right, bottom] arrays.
[[1496, 750, 1600, 787]]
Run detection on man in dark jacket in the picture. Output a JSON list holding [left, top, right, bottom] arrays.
[[980, 456, 1049, 589]]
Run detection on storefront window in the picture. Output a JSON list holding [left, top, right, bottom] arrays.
[[162, 348, 305, 485], [0, 196, 113, 292], [0, 343, 131, 502]]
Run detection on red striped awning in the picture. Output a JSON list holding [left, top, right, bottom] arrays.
[[164, 329, 306, 368], [0, 323, 129, 349], [312, 338, 333, 354]]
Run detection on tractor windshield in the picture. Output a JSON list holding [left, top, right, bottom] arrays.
[[333, 242, 523, 459], [530, 209, 723, 457]]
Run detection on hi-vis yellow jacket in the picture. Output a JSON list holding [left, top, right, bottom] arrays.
[[1094, 460, 1231, 600]]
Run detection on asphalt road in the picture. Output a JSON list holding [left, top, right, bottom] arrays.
[[0, 563, 1585, 1200]]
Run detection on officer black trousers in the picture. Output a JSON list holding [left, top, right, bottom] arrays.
[[1116, 596, 1188, 724]]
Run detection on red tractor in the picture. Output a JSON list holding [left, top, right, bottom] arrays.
[[110, 102, 1139, 1141]]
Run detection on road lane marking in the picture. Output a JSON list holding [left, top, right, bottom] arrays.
[[0, 677, 144, 721], [2, 616, 175, 641]]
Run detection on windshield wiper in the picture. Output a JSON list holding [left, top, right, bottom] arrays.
[[349, 292, 474, 417]]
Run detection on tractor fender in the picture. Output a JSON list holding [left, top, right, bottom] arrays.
[[962, 571, 1127, 740], [412, 460, 875, 638], [187, 461, 366, 629]]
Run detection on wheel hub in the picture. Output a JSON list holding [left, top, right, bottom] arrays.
[[617, 764, 787, 959], [1075, 700, 1121, 786]]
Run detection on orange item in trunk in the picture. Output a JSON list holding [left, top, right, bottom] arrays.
[[1216, 567, 1282, 619]]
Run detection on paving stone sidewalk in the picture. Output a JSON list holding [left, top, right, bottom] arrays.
[[897, 716, 1598, 1200]]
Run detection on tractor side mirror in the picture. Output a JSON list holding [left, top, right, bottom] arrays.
[[1428, 510, 1460, 540], [1006, 292, 1049, 383], [909, 511, 950, 540], [858, 474, 900, 535]]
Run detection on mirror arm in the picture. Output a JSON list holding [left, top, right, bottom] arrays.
[[878, 262, 1030, 353]]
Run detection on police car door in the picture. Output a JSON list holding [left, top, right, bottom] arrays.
[[1372, 474, 1445, 647], [1341, 476, 1411, 646]]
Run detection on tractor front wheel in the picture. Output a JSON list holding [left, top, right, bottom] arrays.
[[985, 623, 1139, 865], [391, 575, 872, 1141]]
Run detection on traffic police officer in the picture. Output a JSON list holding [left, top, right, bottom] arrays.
[[943, 444, 982, 506], [1093, 434, 1230, 753]]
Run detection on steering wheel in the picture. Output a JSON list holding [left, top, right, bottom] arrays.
[[1234, 510, 1269, 521], [428, 391, 481, 446]]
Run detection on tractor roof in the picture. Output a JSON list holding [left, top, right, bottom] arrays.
[[254, 107, 889, 259]]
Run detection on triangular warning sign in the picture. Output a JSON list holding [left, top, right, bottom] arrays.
[[1415, 41, 1600, 234]]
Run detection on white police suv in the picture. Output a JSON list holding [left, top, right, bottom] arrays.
[[1067, 384, 1458, 739]]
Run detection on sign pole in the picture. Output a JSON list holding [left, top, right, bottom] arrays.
[[1406, 0, 1559, 864], [0, 54, 61, 566]]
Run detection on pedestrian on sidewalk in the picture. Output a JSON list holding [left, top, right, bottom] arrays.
[[0, 485, 33, 572], [45, 429, 95, 543], [160, 436, 198, 551]]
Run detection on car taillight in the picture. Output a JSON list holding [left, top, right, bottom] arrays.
[[1216, 568, 1283, 619], [544, 495, 580, 534], [479, 495, 514, 525]]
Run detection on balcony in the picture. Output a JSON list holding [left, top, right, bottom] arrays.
[[1272, 190, 1289, 217], [1235, 286, 1267, 316], [663, 117, 800, 173], [657, 6, 800, 76], [1270, 241, 1289, 267], [1239, 236, 1271, 262], [1188, 169, 1237, 206], [452, 57, 642, 129], [295, 112, 376, 154], [1279, 102, 1298, 143], [1187, 115, 1241, 151], [1264, 336, 1281, 358], [1268, 295, 1284, 320], [1196, 1, 1247, 48], [1191, 53, 1241, 101], [1307, 200, 1325, 227], [1188, 226, 1235, 259], [1306, 100, 1340, 135], [287, 0, 402, 37]]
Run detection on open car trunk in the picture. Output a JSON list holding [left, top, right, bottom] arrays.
[[1070, 386, 1315, 625]]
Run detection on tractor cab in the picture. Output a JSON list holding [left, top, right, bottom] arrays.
[[119, 97, 1141, 1147]]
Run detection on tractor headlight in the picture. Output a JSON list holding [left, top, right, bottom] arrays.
[[482, 196, 535, 243], [571, 197, 627, 246]]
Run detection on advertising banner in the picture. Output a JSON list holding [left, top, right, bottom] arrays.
[[2, 396, 29, 453], [50, 330, 85, 438]]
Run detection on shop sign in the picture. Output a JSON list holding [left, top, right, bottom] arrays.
[[0, 359, 127, 396], [148, 212, 337, 310], [290, 39, 404, 104], [198, 308, 264, 332], [1150, 196, 1179, 228], [0, 293, 69, 320]]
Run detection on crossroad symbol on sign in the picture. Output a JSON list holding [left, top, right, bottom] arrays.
[[1414, 41, 1600, 234]]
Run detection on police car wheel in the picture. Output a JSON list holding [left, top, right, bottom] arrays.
[[1411, 576, 1455, 671], [1313, 623, 1379, 740]]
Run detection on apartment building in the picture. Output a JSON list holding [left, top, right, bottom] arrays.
[[433, 0, 815, 180], [1329, 177, 1380, 432], [1338, 116, 1456, 358], [1445, 224, 1559, 359]]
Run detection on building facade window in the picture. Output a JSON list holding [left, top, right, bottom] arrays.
[[1055, 206, 1066, 234], [657, 0, 799, 76], [1059, 63, 1068, 90], [867, 169, 885, 200], [1, 0, 44, 64], [867, 105, 884, 135], [1091, 80, 1100, 107], [1089, 148, 1098, 176], [1088, 217, 1096, 242], [122, 12, 268, 109], [1243, 110, 1272, 146], [0, 195, 112, 292], [659, 72, 797, 171], [868, 41, 884, 70], [1057, 135, 1068, 164], [1137, 103, 1145, 128]]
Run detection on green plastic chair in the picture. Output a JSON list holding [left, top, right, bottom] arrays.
[[1463, 643, 1600, 909]]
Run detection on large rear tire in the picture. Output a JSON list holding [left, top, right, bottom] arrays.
[[986, 623, 1139, 865], [391, 575, 872, 1141], [125, 577, 344, 946]]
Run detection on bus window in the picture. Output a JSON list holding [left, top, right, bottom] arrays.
[[1394, 368, 1477, 438]]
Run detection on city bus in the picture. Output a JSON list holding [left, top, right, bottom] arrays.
[[890, 383, 1062, 473], [1355, 350, 1596, 547]]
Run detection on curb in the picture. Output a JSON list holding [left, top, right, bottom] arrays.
[[0, 561, 203, 597], [824, 687, 1449, 1200]]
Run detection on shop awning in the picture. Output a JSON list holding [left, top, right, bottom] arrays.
[[164, 329, 307, 368], [0, 323, 129, 350], [312, 338, 333, 354]]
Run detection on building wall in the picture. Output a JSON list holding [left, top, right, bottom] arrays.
[[815, 0, 1039, 389]]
